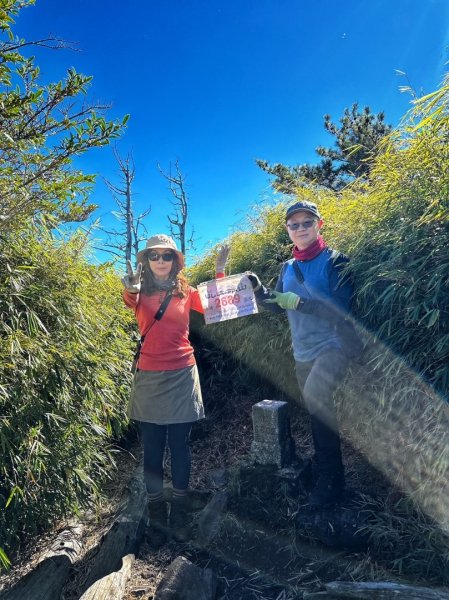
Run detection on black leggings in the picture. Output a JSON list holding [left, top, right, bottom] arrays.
[[140, 421, 192, 494]]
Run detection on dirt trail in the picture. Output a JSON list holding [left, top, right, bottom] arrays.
[[0, 368, 406, 599], [106, 390, 391, 599]]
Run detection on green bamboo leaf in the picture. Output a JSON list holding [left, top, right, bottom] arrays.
[[5, 485, 22, 509], [412, 106, 444, 131], [0, 547, 10, 570], [426, 309, 440, 328]]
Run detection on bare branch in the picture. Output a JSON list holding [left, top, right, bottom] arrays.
[[91, 245, 124, 259], [0, 36, 80, 53], [158, 159, 193, 255], [98, 148, 150, 263]]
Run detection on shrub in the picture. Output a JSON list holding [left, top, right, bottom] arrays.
[[0, 226, 134, 559]]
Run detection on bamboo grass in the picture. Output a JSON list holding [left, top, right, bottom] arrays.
[[188, 76, 449, 582], [0, 226, 135, 563]]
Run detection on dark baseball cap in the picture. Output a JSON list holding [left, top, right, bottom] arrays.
[[285, 200, 321, 221]]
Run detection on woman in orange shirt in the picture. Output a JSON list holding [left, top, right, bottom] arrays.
[[122, 234, 227, 547]]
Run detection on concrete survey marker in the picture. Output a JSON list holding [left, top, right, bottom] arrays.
[[250, 399, 295, 468]]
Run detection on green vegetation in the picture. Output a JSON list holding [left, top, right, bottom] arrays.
[[190, 75, 449, 400], [1, 0, 449, 584], [0, 0, 127, 231], [257, 103, 392, 192], [189, 77, 449, 582], [0, 227, 134, 558], [0, 1, 131, 566]]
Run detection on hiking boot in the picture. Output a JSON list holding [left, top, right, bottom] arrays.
[[170, 496, 192, 542], [307, 472, 344, 508], [146, 500, 169, 548]]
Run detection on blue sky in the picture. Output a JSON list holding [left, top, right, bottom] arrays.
[[15, 0, 449, 264]]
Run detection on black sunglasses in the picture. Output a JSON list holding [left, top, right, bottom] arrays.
[[148, 251, 174, 262], [286, 219, 316, 231]]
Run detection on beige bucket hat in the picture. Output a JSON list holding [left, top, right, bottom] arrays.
[[136, 234, 184, 269]]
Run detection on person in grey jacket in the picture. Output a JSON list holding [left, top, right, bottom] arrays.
[[250, 200, 360, 507]]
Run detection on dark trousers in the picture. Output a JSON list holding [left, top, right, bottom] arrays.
[[140, 422, 192, 495], [295, 348, 349, 475]]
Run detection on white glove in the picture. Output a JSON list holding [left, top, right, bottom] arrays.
[[215, 243, 230, 274], [121, 261, 142, 293]]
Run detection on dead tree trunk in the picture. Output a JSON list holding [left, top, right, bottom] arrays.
[[157, 159, 194, 256], [304, 581, 449, 599], [101, 148, 151, 265], [1, 525, 84, 600], [79, 465, 147, 595], [79, 553, 134, 600]]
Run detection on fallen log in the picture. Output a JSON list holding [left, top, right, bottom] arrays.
[[1, 525, 84, 600], [303, 580, 449, 599], [153, 555, 216, 600], [79, 553, 134, 600], [79, 465, 147, 594]]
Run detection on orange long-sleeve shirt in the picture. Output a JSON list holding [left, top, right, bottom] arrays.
[[123, 287, 204, 371]]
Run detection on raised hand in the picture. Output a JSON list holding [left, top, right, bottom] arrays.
[[215, 243, 231, 274], [121, 261, 142, 293]]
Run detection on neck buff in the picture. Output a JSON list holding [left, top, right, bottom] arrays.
[[153, 276, 176, 291], [293, 235, 327, 261]]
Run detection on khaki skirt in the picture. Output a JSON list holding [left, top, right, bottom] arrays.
[[128, 365, 204, 425]]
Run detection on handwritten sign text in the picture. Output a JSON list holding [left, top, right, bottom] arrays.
[[197, 273, 259, 324]]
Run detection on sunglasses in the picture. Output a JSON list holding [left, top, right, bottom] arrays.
[[286, 219, 316, 231], [148, 251, 174, 262]]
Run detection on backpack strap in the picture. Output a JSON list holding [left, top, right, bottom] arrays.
[[142, 290, 172, 342], [292, 260, 304, 284], [131, 291, 173, 374], [154, 290, 172, 321]]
